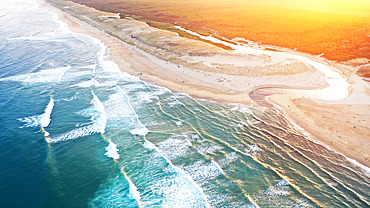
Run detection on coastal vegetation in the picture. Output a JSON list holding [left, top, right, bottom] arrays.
[[73, 0, 370, 62]]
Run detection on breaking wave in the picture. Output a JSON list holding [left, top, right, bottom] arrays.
[[46, 91, 106, 143]]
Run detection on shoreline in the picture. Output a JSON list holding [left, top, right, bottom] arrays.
[[42, 0, 369, 168], [267, 95, 370, 171]]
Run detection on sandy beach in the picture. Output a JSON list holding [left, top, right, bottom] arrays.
[[43, 0, 369, 168]]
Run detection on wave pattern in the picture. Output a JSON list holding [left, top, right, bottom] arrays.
[[2, 1, 369, 207]]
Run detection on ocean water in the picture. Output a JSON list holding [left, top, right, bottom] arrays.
[[0, 0, 369, 208]]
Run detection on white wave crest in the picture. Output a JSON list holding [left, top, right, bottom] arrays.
[[100, 86, 149, 136], [143, 140, 211, 208], [211, 160, 225, 175], [46, 124, 100, 143], [197, 143, 223, 155], [113, 86, 149, 136], [91, 91, 107, 134], [143, 140, 157, 150], [89, 174, 143, 208], [18, 115, 40, 128], [39, 98, 54, 127], [105, 141, 120, 160], [18, 97, 54, 128], [47, 91, 106, 143], [217, 152, 239, 167], [175, 120, 183, 126], [123, 172, 143, 208], [130, 128, 149, 136]]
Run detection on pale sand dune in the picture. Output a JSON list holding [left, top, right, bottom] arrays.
[[42, 0, 369, 167]]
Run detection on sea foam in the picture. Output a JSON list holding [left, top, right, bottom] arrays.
[[157, 138, 192, 160], [115, 86, 149, 136], [47, 91, 107, 143], [46, 124, 100, 143], [130, 128, 149, 136], [245, 144, 263, 157], [0, 66, 71, 84], [18, 97, 54, 128], [89, 174, 143, 208], [102, 86, 150, 137], [265, 179, 290, 197], [143, 140, 211, 208], [183, 160, 224, 184], [18, 115, 40, 128], [91, 91, 107, 134], [123, 172, 143, 208], [217, 152, 239, 167], [105, 141, 120, 160], [250, 178, 311, 207], [39, 98, 54, 127], [175, 120, 183, 126]]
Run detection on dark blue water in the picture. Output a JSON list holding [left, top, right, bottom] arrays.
[[0, 1, 369, 207]]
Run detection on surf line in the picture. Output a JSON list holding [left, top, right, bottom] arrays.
[[45, 90, 108, 144], [101, 134, 143, 208], [143, 139, 212, 208]]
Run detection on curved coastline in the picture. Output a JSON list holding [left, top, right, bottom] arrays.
[[42, 0, 369, 169]]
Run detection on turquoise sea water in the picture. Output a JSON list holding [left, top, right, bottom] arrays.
[[0, 1, 369, 207]]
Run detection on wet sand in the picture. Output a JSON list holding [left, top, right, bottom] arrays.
[[42, 0, 369, 168], [269, 95, 370, 168]]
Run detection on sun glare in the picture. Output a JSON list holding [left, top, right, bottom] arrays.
[[276, 0, 370, 15]]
